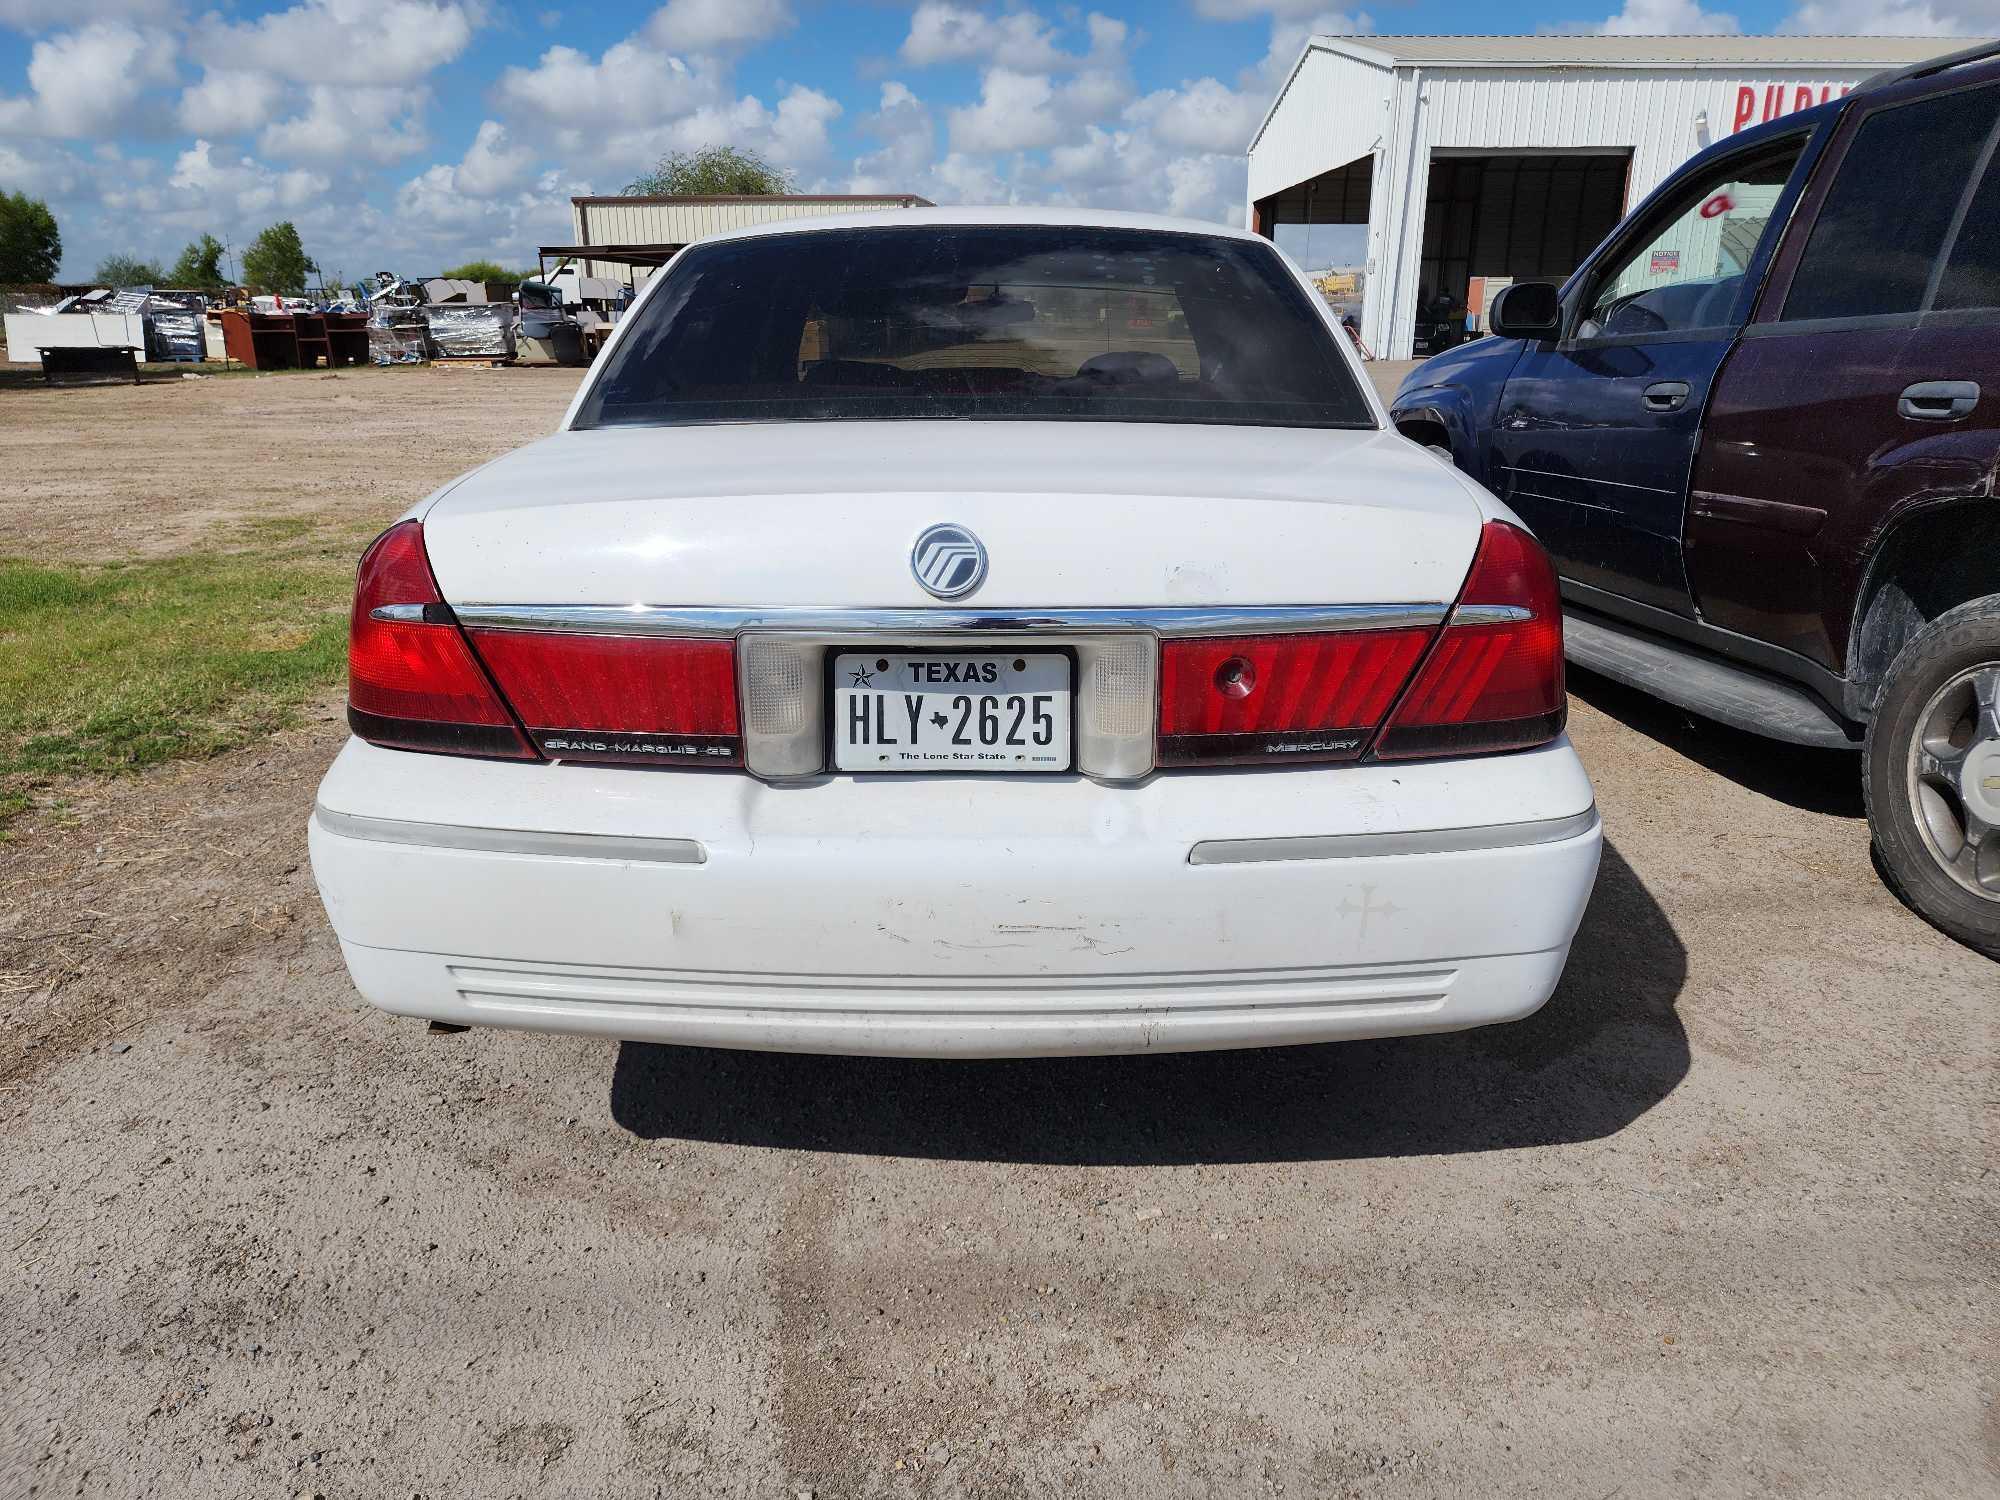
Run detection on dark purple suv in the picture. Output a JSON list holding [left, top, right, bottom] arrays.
[[1392, 42, 2000, 959]]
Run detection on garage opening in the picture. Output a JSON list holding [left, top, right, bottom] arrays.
[[1413, 151, 1630, 356], [1254, 156, 1372, 331]]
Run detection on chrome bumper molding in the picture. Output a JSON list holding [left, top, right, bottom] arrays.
[[1189, 807, 1599, 866], [450, 602, 1452, 639], [314, 806, 706, 865]]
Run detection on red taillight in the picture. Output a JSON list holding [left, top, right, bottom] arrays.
[[469, 632, 742, 766], [1158, 629, 1433, 766], [346, 522, 743, 766], [348, 521, 535, 759], [1374, 519, 1566, 759]]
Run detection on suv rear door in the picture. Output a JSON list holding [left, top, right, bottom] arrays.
[[1491, 132, 1813, 617], [1688, 72, 2000, 677]]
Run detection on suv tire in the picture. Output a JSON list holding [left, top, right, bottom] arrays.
[[1864, 596, 2000, 959]]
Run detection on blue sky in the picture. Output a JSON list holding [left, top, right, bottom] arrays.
[[1, 0, 1991, 282]]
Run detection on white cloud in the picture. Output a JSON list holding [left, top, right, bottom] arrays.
[[1031, 120, 1246, 224], [1125, 75, 1264, 153], [0, 0, 175, 26], [928, 150, 1011, 204], [901, 2, 1127, 71], [947, 68, 1059, 152], [259, 83, 429, 163], [495, 40, 714, 131], [948, 65, 1134, 153], [1600, 0, 1740, 33], [168, 137, 329, 215], [0, 21, 177, 138], [0, 136, 89, 197], [393, 161, 589, 269], [494, 25, 840, 182], [178, 68, 286, 137], [453, 119, 535, 197], [1780, 0, 1994, 31], [768, 85, 841, 167], [1193, 0, 1338, 15], [201, 0, 476, 88], [1256, 9, 1372, 83], [643, 0, 793, 52], [847, 81, 936, 195]]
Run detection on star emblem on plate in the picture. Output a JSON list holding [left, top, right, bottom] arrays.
[[849, 666, 875, 687]]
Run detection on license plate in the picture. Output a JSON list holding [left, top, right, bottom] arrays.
[[832, 652, 1072, 772]]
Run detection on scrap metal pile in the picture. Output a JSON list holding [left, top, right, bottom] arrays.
[[2, 285, 213, 373], [355, 272, 518, 362]]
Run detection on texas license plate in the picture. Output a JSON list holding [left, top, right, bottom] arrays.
[[832, 652, 1072, 772]]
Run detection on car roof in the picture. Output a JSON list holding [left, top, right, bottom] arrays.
[[692, 204, 1265, 248], [1692, 95, 1847, 163]]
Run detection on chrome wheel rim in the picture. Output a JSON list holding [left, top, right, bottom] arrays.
[[1906, 661, 2000, 903]]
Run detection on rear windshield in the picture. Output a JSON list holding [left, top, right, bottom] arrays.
[[570, 225, 1374, 431]]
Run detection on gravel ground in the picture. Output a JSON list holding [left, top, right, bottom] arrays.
[[1, 364, 1993, 1499]]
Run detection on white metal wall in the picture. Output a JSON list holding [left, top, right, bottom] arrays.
[[573, 197, 924, 245], [1252, 54, 1889, 358], [1246, 49, 1394, 206], [572, 197, 925, 278]]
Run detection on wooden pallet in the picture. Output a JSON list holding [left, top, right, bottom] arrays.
[[431, 358, 517, 372]]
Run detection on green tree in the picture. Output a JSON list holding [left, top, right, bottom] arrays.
[[623, 145, 793, 197], [0, 190, 62, 283], [438, 259, 532, 283], [167, 234, 228, 289], [94, 253, 165, 287], [240, 221, 313, 295]]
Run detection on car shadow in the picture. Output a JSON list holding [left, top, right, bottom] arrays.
[[607, 841, 1688, 1165], [1568, 665, 1864, 819]]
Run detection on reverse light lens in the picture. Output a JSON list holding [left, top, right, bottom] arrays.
[[347, 521, 534, 759], [1158, 629, 1432, 766], [1374, 519, 1566, 759], [469, 632, 742, 766]]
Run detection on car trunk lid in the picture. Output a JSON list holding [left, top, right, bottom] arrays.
[[418, 420, 1485, 609]]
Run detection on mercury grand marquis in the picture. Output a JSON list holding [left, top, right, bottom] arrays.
[[307, 207, 1603, 1057]]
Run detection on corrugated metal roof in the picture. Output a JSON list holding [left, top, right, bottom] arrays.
[[1317, 34, 1973, 68], [569, 193, 933, 208]]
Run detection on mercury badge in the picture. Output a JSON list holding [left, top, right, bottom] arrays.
[[910, 523, 988, 600]]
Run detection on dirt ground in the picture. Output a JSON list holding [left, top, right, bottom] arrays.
[[0, 365, 583, 561], [2, 364, 1995, 1498]]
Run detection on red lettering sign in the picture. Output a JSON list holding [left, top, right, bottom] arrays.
[[1729, 81, 1854, 133]]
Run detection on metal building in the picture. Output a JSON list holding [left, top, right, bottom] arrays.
[[559, 193, 932, 282], [1247, 34, 1964, 359]]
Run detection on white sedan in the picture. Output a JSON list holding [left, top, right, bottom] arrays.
[[308, 207, 1601, 1058]]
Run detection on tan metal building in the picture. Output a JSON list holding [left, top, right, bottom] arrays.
[[566, 194, 932, 282]]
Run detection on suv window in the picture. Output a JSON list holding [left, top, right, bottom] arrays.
[[1933, 129, 2000, 311], [1577, 141, 1803, 340], [572, 226, 1374, 431], [1783, 82, 2000, 322]]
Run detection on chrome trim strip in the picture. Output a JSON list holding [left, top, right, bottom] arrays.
[[1450, 604, 1534, 626], [1188, 808, 1599, 866], [452, 603, 1451, 639], [314, 806, 706, 865], [369, 604, 429, 623]]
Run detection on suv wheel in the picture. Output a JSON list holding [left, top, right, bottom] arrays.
[[1864, 596, 2000, 959]]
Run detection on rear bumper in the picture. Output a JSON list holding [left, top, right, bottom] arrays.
[[309, 738, 1602, 1058]]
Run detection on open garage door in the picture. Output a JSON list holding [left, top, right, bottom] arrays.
[[1254, 157, 1373, 345], [1414, 152, 1630, 357]]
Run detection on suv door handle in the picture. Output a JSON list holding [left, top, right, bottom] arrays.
[[1642, 381, 1690, 412], [1898, 380, 1979, 421]]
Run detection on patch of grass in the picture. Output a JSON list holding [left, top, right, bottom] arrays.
[[0, 528, 371, 831]]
